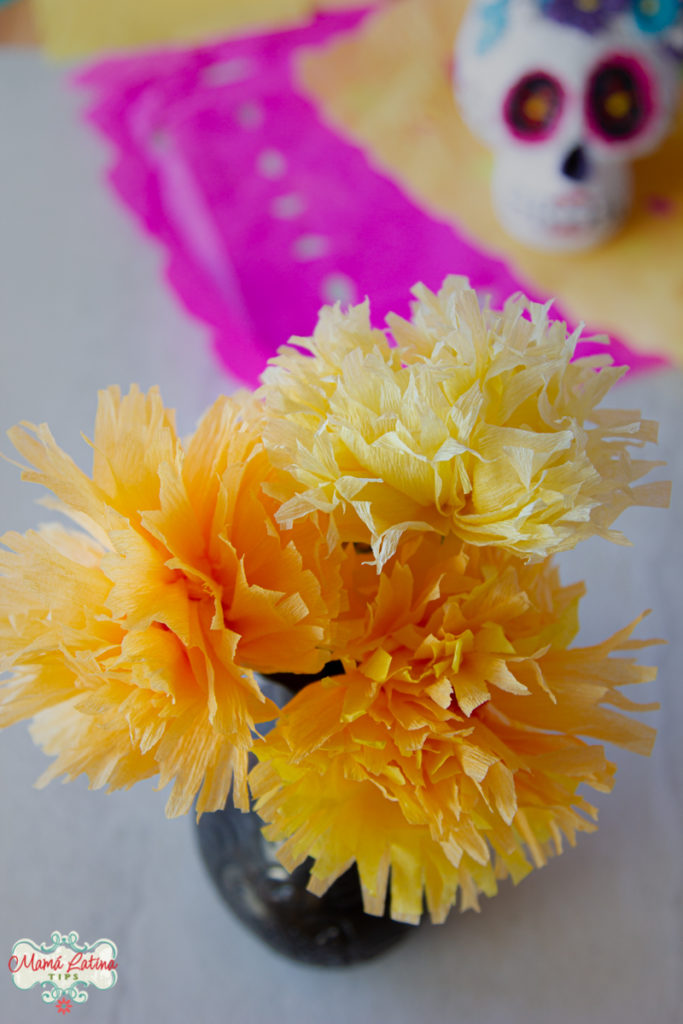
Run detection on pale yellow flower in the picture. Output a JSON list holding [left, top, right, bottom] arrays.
[[251, 536, 658, 923], [261, 277, 668, 568], [0, 386, 342, 816]]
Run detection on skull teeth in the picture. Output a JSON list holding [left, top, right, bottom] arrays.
[[506, 192, 626, 233]]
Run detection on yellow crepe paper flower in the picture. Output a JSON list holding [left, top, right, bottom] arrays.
[[0, 386, 342, 817], [0, 276, 667, 930], [261, 277, 669, 569], [251, 536, 658, 923]]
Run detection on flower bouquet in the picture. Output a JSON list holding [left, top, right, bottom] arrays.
[[0, 278, 669, 964]]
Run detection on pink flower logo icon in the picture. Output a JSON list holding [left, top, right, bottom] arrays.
[[56, 996, 72, 1015]]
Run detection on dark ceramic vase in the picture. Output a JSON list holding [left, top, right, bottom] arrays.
[[195, 674, 416, 965], [195, 797, 415, 966]]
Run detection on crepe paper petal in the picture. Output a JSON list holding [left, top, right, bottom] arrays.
[[0, 294, 666, 920], [32, 0, 374, 58], [251, 537, 659, 923], [262, 277, 670, 567], [298, 0, 683, 370], [0, 386, 345, 818]]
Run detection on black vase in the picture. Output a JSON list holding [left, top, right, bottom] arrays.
[[194, 673, 417, 965], [195, 796, 416, 966]]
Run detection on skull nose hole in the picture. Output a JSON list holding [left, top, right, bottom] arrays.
[[561, 145, 590, 182]]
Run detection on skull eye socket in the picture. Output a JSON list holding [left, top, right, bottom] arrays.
[[587, 56, 653, 143], [503, 73, 564, 142]]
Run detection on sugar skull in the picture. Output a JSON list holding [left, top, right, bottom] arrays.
[[454, 0, 683, 249]]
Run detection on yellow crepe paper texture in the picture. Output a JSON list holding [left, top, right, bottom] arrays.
[[251, 536, 659, 924], [0, 386, 343, 817], [261, 277, 669, 569], [298, 0, 683, 366], [0, 279, 669, 922], [32, 0, 371, 58]]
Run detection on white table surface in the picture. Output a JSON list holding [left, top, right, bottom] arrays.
[[1, 50, 681, 1024]]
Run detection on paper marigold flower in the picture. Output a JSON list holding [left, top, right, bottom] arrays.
[[261, 277, 669, 568], [250, 536, 659, 924], [0, 386, 342, 817]]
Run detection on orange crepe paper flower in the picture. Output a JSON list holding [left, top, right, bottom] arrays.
[[251, 536, 659, 924], [261, 277, 669, 569], [0, 275, 668, 928], [0, 386, 343, 817]]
